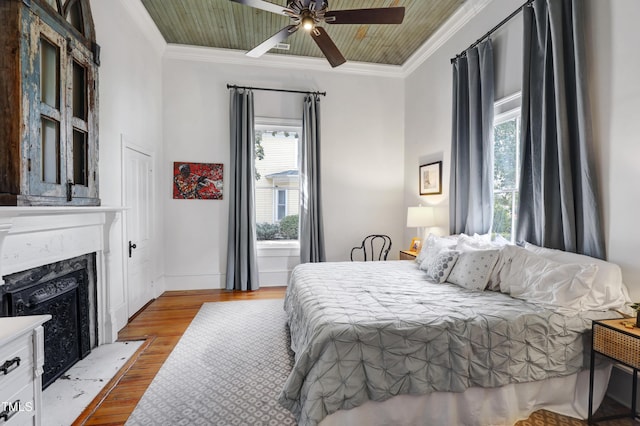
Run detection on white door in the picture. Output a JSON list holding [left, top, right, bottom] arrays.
[[124, 146, 154, 317]]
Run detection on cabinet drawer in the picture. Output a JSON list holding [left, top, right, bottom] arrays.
[[0, 333, 34, 392], [593, 322, 640, 369], [0, 382, 36, 426]]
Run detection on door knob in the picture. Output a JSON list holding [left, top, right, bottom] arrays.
[[129, 241, 137, 258]]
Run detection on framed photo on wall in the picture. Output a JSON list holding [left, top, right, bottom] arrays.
[[419, 161, 442, 195]]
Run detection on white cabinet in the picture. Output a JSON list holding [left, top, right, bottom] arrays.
[[0, 315, 50, 426]]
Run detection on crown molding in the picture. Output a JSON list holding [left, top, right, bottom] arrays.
[[120, 0, 167, 55], [164, 44, 405, 78], [400, 0, 494, 78], [124, 0, 494, 79]]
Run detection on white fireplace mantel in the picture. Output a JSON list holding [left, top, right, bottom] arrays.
[[0, 206, 125, 344]]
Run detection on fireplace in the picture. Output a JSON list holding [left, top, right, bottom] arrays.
[[0, 207, 125, 389], [1, 254, 97, 388]]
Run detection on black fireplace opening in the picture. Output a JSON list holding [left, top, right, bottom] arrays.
[[0, 254, 97, 389]]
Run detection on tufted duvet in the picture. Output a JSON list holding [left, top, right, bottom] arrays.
[[278, 261, 613, 426]]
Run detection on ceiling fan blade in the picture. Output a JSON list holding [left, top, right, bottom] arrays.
[[324, 7, 405, 25], [229, 0, 292, 16], [247, 25, 298, 58], [310, 26, 346, 68]]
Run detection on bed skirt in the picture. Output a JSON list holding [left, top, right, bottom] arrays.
[[319, 364, 612, 426]]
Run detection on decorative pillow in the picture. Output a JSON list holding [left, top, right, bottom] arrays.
[[498, 245, 598, 313], [419, 249, 460, 283], [447, 249, 500, 291], [522, 242, 631, 311], [415, 233, 457, 265]]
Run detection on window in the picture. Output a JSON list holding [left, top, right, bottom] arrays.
[[492, 95, 521, 242], [254, 118, 301, 242], [276, 189, 287, 221]]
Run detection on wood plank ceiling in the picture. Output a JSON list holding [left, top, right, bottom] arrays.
[[141, 0, 466, 66]]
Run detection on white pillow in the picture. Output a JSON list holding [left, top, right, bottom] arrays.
[[447, 249, 500, 291], [456, 234, 495, 252], [491, 234, 511, 247], [416, 233, 457, 265], [499, 245, 598, 314], [472, 233, 492, 243], [485, 247, 508, 291], [419, 249, 460, 283], [523, 242, 631, 311]]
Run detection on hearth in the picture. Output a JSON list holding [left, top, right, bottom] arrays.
[[0, 254, 97, 388]]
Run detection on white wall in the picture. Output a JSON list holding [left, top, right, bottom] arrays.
[[404, 0, 640, 301], [403, 0, 524, 244], [162, 58, 405, 290], [91, 0, 165, 323], [587, 0, 640, 301]]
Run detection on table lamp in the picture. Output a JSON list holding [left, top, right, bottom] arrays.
[[406, 206, 435, 251]]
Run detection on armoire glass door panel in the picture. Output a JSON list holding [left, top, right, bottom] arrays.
[[66, 2, 84, 35], [41, 117, 60, 184], [40, 37, 60, 109], [72, 129, 87, 186], [72, 61, 86, 120]]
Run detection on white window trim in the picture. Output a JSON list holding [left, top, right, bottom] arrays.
[[255, 117, 302, 132], [493, 92, 522, 243], [256, 239, 300, 256], [255, 116, 302, 252]]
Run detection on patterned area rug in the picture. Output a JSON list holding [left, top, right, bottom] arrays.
[[126, 299, 634, 426], [126, 299, 296, 426]]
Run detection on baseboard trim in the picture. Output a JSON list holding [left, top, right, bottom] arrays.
[[164, 274, 225, 290], [163, 272, 291, 289]]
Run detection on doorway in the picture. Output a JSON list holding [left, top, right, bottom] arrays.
[[123, 141, 154, 317]]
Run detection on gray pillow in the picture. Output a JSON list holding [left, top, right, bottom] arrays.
[[447, 249, 500, 291], [420, 249, 460, 283]]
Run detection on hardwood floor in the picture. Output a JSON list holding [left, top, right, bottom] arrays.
[[77, 288, 286, 425], [76, 287, 632, 426]]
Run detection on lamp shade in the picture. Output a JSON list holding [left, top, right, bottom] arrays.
[[407, 206, 435, 228]]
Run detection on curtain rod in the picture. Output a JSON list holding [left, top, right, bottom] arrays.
[[226, 84, 326, 97], [450, 0, 534, 64]]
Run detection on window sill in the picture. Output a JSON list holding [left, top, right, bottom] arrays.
[[256, 240, 300, 257]]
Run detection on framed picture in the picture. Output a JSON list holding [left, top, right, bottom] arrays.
[[419, 161, 442, 195], [410, 237, 422, 252], [173, 162, 223, 200]]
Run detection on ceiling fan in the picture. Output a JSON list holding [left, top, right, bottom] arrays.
[[230, 0, 405, 67]]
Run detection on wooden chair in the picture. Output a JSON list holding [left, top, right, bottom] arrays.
[[350, 235, 392, 261]]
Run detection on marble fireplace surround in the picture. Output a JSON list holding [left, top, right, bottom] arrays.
[[0, 207, 124, 345]]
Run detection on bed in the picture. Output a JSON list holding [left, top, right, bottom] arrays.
[[278, 237, 631, 426]]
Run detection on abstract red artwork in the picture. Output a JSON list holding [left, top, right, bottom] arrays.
[[173, 162, 223, 200]]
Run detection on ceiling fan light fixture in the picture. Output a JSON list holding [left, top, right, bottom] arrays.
[[233, 0, 404, 68], [301, 15, 314, 31]]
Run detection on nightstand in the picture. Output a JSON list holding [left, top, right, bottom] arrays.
[[589, 318, 640, 424], [399, 250, 417, 260]]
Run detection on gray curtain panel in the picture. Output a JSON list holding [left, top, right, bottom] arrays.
[[516, 0, 605, 259], [299, 94, 326, 263], [449, 40, 495, 235], [226, 88, 259, 290]]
